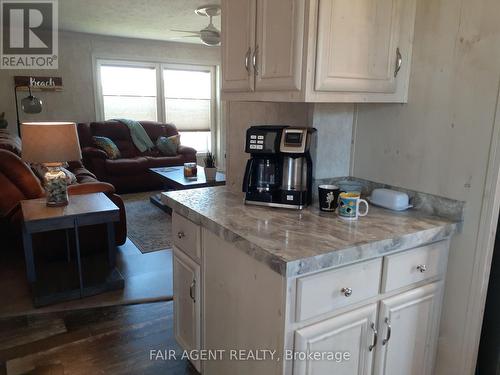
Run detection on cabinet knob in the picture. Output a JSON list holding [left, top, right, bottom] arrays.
[[416, 264, 427, 273], [177, 231, 185, 239], [341, 287, 352, 297]]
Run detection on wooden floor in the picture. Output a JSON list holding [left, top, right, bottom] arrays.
[[0, 239, 173, 318], [0, 301, 198, 375]]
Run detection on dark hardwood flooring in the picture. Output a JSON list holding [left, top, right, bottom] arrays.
[[0, 302, 198, 375], [0, 239, 173, 318]]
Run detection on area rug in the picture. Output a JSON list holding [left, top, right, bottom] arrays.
[[121, 191, 172, 253]]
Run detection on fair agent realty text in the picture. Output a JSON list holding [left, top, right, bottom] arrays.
[[149, 349, 352, 363]]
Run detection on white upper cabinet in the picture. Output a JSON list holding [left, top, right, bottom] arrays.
[[221, 0, 417, 103], [255, 0, 305, 91], [315, 0, 402, 93], [221, 0, 256, 92], [221, 0, 305, 95]]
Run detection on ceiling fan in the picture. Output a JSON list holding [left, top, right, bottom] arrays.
[[171, 5, 221, 46]]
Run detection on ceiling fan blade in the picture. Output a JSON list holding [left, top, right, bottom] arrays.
[[171, 35, 200, 39], [170, 29, 201, 35]]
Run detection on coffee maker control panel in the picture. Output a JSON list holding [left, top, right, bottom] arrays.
[[245, 126, 286, 154]]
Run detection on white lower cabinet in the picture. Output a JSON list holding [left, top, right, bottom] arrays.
[[293, 282, 443, 375], [173, 247, 201, 372], [294, 303, 378, 375], [373, 282, 443, 375], [170, 212, 450, 375]]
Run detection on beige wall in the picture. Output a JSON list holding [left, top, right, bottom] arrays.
[[352, 0, 500, 373], [0, 31, 220, 135]]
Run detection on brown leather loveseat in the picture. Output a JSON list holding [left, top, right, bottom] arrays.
[[78, 121, 197, 193]]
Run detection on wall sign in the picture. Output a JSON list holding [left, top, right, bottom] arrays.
[[14, 76, 63, 91]]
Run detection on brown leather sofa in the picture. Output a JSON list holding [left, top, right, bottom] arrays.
[[78, 121, 197, 193], [0, 131, 127, 255]]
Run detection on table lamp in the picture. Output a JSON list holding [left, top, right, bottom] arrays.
[[21, 122, 82, 207]]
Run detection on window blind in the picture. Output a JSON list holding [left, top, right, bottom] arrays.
[[164, 69, 212, 131]]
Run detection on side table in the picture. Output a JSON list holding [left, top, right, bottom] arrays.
[[21, 192, 124, 307]]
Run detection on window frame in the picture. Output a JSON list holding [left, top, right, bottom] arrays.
[[94, 57, 218, 154]]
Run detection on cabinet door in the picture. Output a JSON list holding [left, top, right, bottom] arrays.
[[173, 248, 201, 371], [221, 0, 256, 92], [293, 303, 377, 375], [255, 0, 305, 91], [374, 282, 443, 375], [315, 0, 403, 93]]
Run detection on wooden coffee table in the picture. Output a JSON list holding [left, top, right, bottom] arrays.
[[149, 166, 225, 212]]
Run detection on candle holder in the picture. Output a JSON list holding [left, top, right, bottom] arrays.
[[184, 162, 198, 180]]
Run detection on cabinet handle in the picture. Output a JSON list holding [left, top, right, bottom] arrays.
[[190, 279, 196, 303], [341, 287, 352, 297], [394, 47, 402, 77], [369, 322, 378, 351], [244, 47, 251, 75], [252, 45, 259, 75], [177, 231, 185, 239], [416, 264, 427, 273], [382, 317, 392, 345]]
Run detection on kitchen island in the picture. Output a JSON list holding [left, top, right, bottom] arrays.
[[162, 187, 457, 375]]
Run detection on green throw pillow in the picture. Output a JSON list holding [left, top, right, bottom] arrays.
[[93, 136, 121, 159], [156, 135, 180, 156]]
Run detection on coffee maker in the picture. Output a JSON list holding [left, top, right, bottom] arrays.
[[242, 125, 316, 210]]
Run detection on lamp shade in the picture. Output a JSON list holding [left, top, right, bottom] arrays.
[[21, 122, 82, 163]]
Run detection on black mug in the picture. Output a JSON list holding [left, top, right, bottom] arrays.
[[318, 185, 341, 212]]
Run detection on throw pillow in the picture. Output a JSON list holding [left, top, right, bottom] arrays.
[[156, 135, 180, 156], [93, 136, 121, 159]]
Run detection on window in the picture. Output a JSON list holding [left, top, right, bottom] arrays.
[[96, 59, 216, 153], [164, 68, 213, 153], [99, 64, 157, 121]]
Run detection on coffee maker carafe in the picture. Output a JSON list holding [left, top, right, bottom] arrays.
[[251, 158, 280, 192], [242, 125, 316, 210]]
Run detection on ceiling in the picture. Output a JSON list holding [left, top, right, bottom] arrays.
[[59, 0, 221, 45]]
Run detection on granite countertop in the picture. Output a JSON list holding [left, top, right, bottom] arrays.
[[162, 187, 457, 277]]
